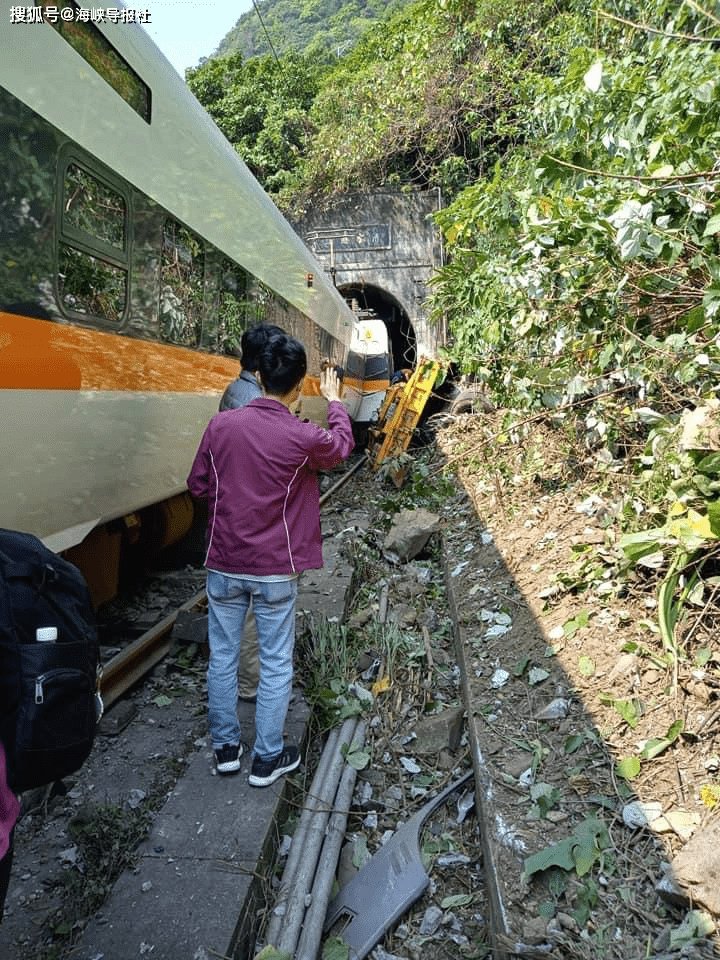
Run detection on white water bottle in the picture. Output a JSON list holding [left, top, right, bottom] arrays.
[[36, 627, 57, 643]]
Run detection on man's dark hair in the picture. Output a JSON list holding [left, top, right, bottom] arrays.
[[258, 334, 307, 396], [240, 323, 285, 373]]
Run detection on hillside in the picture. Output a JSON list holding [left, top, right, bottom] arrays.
[[211, 0, 410, 62]]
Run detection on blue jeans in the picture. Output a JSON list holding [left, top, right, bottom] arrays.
[[206, 571, 298, 760]]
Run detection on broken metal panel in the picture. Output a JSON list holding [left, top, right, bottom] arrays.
[[323, 769, 473, 960]]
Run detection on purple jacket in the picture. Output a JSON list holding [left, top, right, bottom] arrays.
[[0, 741, 19, 860], [187, 397, 354, 575]]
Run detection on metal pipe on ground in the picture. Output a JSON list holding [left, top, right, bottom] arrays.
[[275, 716, 360, 956], [295, 720, 366, 960], [264, 718, 357, 949], [319, 453, 368, 507], [265, 723, 345, 947]]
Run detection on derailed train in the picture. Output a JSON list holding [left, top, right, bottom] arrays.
[[0, 5, 390, 604]]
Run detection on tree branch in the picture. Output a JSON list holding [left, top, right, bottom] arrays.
[[598, 8, 720, 43], [545, 155, 720, 186]]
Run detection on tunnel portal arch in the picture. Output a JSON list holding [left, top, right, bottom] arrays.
[[292, 188, 445, 365], [340, 282, 416, 374]]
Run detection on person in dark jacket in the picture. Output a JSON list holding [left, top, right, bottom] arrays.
[[218, 322, 286, 701], [188, 334, 354, 786], [219, 322, 285, 412]]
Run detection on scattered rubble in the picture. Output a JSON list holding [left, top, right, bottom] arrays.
[[437, 411, 720, 959]]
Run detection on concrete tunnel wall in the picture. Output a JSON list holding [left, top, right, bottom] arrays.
[[291, 188, 445, 366]]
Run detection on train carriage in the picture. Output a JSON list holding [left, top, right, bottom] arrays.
[[0, 3, 385, 603]]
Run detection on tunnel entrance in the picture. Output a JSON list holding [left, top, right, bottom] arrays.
[[340, 283, 417, 374]]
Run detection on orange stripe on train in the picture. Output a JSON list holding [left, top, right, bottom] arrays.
[[0, 312, 239, 393]]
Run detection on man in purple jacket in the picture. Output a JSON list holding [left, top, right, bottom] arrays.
[[218, 321, 286, 703], [188, 334, 354, 786]]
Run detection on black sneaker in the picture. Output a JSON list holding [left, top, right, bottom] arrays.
[[215, 743, 242, 775], [248, 745, 300, 787]]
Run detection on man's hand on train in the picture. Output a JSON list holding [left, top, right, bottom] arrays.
[[320, 367, 342, 403]]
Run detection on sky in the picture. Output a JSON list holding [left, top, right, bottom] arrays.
[[140, 0, 255, 76]]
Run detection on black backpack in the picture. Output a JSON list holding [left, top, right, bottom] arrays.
[[0, 528, 101, 794]]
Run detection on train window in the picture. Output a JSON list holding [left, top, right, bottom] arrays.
[[58, 159, 129, 325], [160, 220, 206, 347], [64, 164, 126, 251], [42, 2, 151, 123], [216, 260, 260, 355], [58, 246, 127, 322]]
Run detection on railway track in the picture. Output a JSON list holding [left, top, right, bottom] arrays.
[[99, 589, 208, 712]]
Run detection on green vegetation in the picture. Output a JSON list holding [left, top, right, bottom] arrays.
[[428, 0, 720, 689], [190, 0, 581, 209], [212, 0, 410, 63], [296, 450, 450, 726], [187, 49, 325, 194]]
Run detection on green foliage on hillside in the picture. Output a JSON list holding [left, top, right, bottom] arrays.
[[213, 0, 409, 61], [428, 0, 720, 630], [191, 0, 586, 211], [187, 50, 324, 193], [432, 0, 720, 425], [286, 0, 588, 211]]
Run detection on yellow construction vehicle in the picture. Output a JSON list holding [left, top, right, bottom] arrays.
[[367, 359, 443, 482]]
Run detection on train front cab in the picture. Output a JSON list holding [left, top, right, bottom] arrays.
[[341, 316, 392, 444]]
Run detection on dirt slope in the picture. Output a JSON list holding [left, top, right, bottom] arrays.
[[435, 411, 720, 958]]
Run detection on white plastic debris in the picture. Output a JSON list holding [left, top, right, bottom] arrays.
[[490, 668, 510, 689], [127, 789, 147, 809], [518, 768, 534, 787], [575, 494, 605, 516], [622, 800, 663, 829], [58, 846, 79, 865], [347, 682, 374, 703], [399, 756, 422, 774], [534, 697, 570, 720], [436, 852, 472, 868], [419, 905, 444, 936]]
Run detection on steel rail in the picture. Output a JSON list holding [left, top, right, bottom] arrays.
[[99, 589, 206, 709], [319, 451, 368, 506]]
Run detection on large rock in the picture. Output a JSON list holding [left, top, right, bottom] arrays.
[[412, 706, 465, 756], [383, 508, 441, 563], [656, 818, 720, 914], [680, 399, 720, 451]]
